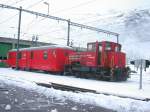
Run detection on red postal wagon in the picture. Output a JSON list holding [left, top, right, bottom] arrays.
[[7, 45, 74, 73]]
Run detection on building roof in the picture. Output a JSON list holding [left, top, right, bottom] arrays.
[[0, 37, 53, 46]]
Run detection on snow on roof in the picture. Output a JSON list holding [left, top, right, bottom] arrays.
[[10, 44, 73, 52]]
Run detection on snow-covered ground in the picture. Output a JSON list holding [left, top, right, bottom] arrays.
[[0, 67, 150, 112], [0, 67, 150, 100]]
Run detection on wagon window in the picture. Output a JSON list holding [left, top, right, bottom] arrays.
[[43, 51, 48, 59], [31, 51, 34, 59]]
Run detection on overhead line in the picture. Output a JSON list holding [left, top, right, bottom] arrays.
[[23, 9, 119, 37], [70, 22, 119, 36], [21, 0, 46, 36], [0, 14, 18, 24], [0, 4, 119, 37], [0, 1, 44, 25], [0, 0, 24, 13]]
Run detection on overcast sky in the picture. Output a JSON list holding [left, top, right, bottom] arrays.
[[0, 0, 149, 46], [1, 0, 148, 17]]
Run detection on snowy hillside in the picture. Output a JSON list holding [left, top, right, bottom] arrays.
[[74, 9, 150, 60], [48, 8, 150, 60], [121, 9, 150, 59]]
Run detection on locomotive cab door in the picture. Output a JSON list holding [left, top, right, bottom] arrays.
[[87, 42, 102, 66], [97, 43, 102, 65]]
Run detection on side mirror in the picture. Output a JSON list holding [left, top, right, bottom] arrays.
[[146, 60, 150, 68], [130, 61, 135, 65]]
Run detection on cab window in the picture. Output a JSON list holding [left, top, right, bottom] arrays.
[[98, 44, 102, 52], [87, 43, 96, 51], [105, 43, 111, 51], [115, 45, 121, 52]]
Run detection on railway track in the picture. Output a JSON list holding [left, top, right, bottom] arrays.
[[36, 82, 150, 102], [37, 82, 96, 93], [0, 74, 149, 102]]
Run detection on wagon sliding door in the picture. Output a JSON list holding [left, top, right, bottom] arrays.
[[27, 51, 34, 69], [25, 51, 31, 69]]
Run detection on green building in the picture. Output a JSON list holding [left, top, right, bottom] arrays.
[[0, 37, 52, 67]]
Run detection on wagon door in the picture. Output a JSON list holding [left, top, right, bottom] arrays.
[[26, 51, 31, 69], [20, 51, 27, 69]]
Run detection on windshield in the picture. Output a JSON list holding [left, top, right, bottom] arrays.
[[115, 45, 121, 52], [98, 43, 102, 52], [87, 43, 96, 51]]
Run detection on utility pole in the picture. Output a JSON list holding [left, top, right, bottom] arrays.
[[35, 35, 39, 46], [117, 35, 119, 44], [44, 2, 49, 15], [16, 6, 22, 69], [67, 19, 70, 46], [13, 34, 16, 49], [130, 59, 150, 90], [139, 59, 143, 89]]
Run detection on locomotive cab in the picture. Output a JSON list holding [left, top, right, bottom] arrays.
[[87, 41, 121, 52], [65, 41, 129, 81], [87, 41, 124, 67]]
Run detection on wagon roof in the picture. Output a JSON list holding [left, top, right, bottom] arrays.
[[10, 44, 73, 51]]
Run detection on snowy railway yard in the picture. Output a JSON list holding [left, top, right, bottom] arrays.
[[1, 0, 150, 112], [0, 67, 150, 112], [0, 81, 113, 112]]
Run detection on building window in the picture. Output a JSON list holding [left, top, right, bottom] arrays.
[[3, 57, 7, 60], [43, 51, 48, 59]]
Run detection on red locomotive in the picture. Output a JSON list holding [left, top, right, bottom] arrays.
[[7, 41, 129, 81], [64, 41, 129, 81]]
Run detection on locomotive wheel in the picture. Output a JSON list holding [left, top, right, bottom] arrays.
[[64, 65, 73, 76], [110, 70, 117, 81], [97, 75, 103, 80], [12, 67, 15, 69], [24, 67, 31, 71], [121, 73, 128, 81], [75, 72, 81, 78], [84, 73, 90, 79], [122, 76, 127, 81], [110, 75, 117, 81]]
